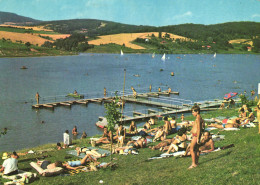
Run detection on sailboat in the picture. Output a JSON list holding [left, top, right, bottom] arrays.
[[161, 53, 166, 61], [121, 50, 124, 56], [152, 52, 155, 58], [213, 52, 216, 58]]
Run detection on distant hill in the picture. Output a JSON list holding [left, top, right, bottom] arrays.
[[0, 11, 41, 24], [36, 19, 155, 37]]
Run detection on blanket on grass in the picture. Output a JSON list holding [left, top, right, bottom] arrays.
[[1, 170, 37, 184], [66, 147, 111, 159]]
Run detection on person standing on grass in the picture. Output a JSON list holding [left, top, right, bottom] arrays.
[[255, 100, 260, 134], [63, 130, 71, 148], [189, 105, 203, 169]]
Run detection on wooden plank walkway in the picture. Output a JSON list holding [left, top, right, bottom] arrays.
[[31, 91, 236, 124]]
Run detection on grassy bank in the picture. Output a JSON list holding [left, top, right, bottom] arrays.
[[0, 107, 259, 185], [0, 40, 77, 57]]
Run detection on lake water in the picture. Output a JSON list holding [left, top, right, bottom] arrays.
[[0, 53, 259, 152]]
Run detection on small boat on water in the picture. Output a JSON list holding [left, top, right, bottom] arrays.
[[133, 74, 140, 77], [161, 53, 166, 61], [66, 93, 84, 98], [20, 66, 28, 69]]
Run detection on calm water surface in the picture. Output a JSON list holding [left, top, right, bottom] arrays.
[[0, 54, 259, 152]]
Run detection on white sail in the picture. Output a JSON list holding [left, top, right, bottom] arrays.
[[121, 50, 124, 56], [213, 52, 216, 58], [161, 53, 166, 61], [152, 52, 155, 58]]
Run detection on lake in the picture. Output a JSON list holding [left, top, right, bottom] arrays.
[[0, 53, 259, 152]]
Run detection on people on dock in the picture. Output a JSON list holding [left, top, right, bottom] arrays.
[[158, 87, 161, 92], [167, 87, 172, 94], [74, 90, 78, 95], [72, 126, 78, 136], [149, 85, 152, 92], [35, 92, 40, 104], [63, 130, 71, 148], [189, 105, 203, 169], [0, 152, 19, 176], [104, 87, 107, 97]]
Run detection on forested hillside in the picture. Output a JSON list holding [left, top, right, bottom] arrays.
[[0, 11, 41, 24]]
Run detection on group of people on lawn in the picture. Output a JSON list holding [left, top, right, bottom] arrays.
[[1, 100, 259, 175]]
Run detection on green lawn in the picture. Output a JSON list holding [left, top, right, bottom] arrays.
[[0, 108, 259, 185]]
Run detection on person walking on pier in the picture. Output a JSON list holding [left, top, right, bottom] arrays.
[[35, 92, 40, 104]]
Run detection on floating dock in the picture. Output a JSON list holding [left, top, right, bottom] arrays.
[[31, 91, 236, 123]]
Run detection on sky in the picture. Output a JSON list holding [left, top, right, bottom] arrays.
[[0, 0, 260, 26]]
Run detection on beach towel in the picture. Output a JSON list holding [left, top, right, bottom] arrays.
[[223, 128, 240, 131], [66, 147, 111, 158], [1, 170, 37, 184], [148, 151, 185, 160], [205, 127, 218, 131], [211, 135, 225, 142]]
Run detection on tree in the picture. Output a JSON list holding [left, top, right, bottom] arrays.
[[104, 93, 122, 162], [158, 31, 162, 38], [25, 42, 31, 47]]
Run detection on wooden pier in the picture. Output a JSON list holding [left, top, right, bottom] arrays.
[[31, 91, 235, 124]]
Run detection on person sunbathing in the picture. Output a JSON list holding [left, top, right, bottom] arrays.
[[96, 127, 112, 144], [37, 160, 63, 170], [126, 137, 147, 149], [149, 137, 173, 150], [148, 117, 155, 125], [152, 127, 166, 142], [63, 154, 97, 170], [113, 124, 126, 146], [163, 116, 172, 135], [143, 121, 151, 130], [75, 147, 106, 158], [184, 132, 214, 156], [208, 118, 246, 128], [128, 121, 138, 135], [163, 128, 188, 153]]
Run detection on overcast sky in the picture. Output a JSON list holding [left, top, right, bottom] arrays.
[[0, 0, 259, 26]]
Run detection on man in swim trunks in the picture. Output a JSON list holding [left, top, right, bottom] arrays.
[[189, 105, 203, 169], [208, 118, 243, 128]]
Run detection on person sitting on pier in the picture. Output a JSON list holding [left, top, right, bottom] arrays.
[[167, 87, 172, 94], [128, 121, 138, 135], [74, 90, 78, 95], [158, 87, 161, 92], [114, 124, 126, 146], [163, 116, 172, 135], [96, 127, 112, 144]]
